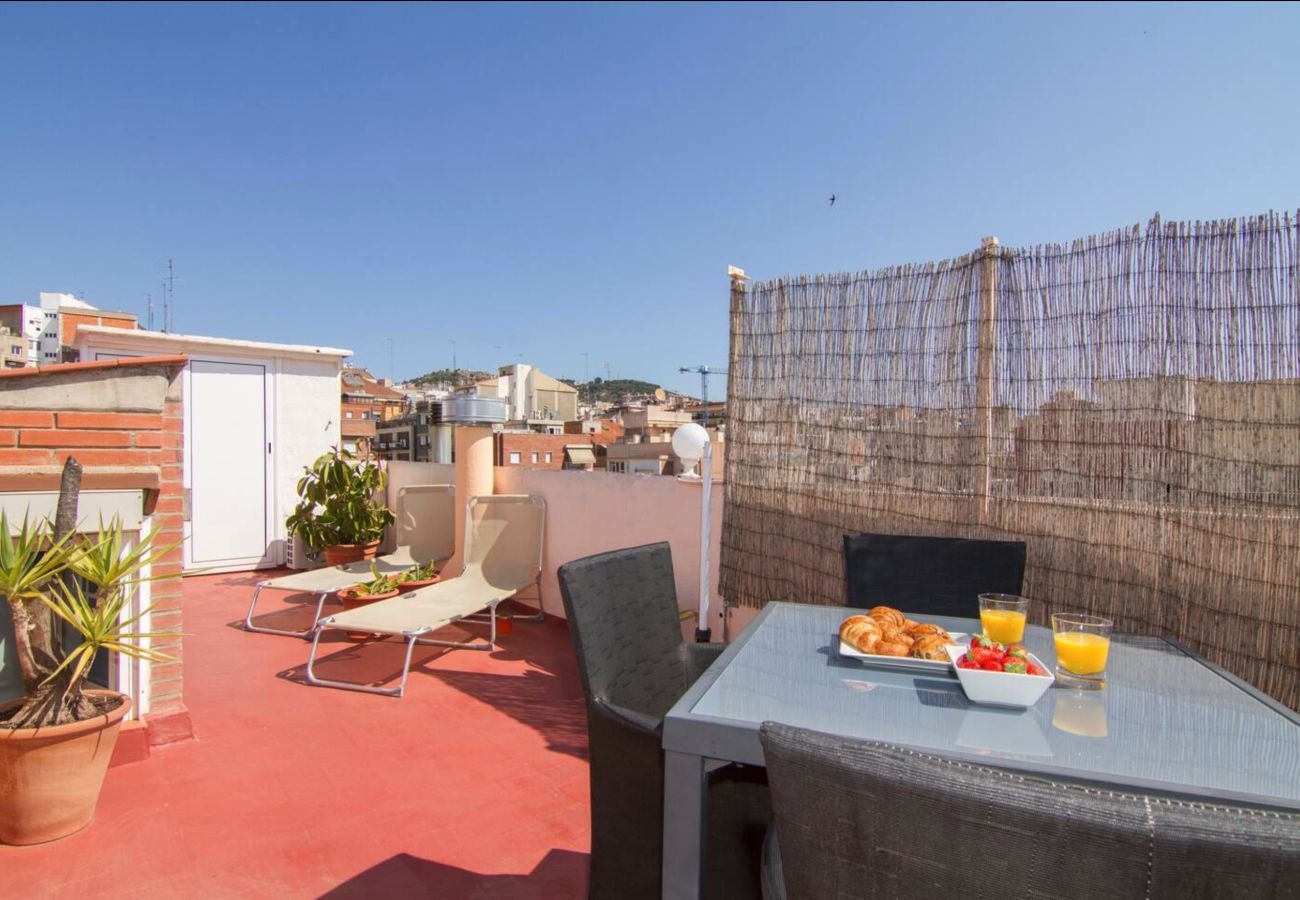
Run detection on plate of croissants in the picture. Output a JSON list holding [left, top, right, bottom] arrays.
[[838, 606, 965, 673]]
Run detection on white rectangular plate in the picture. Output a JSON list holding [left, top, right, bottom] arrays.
[[837, 633, 967, 674]]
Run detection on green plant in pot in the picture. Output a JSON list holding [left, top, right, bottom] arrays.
[[0, 506, 180, 845], [339, 563, 405, 607], [286, 447, 395, 566], [395, 559, 441, 593]]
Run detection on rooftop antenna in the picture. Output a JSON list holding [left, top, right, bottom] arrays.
[[387, 337, 395, 384], [679, 365, 728, 427], [145, 293, 154, 331], [160, 258, 178, 333]]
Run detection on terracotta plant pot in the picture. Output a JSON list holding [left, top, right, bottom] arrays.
[[396, 573, 441, 594], [323, 541, 381, 566], [339, 587, 399, 640], [0, 690, 131, 845]]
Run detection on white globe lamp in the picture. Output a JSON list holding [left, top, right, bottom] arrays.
[[672, 422, 709, 480]]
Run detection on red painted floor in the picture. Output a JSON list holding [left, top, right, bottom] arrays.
[[0, 570, 591, 899]]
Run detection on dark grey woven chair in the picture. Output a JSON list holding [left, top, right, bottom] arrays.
[[759, 722, 1300, 900], [843, 531, 1026, 617], [558, 542, 770, 900]]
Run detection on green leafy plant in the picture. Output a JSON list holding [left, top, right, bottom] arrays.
[[346, 562, 405, 597], [399, 560, 439, 582], [0, 513, 182, 730], [285, 447, 395, 552]]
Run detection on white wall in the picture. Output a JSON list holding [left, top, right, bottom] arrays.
[[76, 329, 347, 570], [493, 468, 727, 632]]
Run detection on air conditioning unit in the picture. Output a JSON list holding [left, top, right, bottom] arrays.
[[287, 533, 324, 571]]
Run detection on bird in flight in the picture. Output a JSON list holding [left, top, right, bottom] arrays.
[[829, 194, 836, 207]]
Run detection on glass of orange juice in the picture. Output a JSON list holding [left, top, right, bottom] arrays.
[[1051, 613, 1112, 689], [978, 593, 1029, 644]]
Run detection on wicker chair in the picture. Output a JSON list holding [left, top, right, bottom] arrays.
[[843, 532, 1026, 617], [558, 543, 770, 900], [759, 722, 1300, 900]]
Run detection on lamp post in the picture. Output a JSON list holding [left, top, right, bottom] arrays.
[[672, 422, 714, 643]]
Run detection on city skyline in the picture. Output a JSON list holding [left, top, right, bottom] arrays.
[[3, 3, 1299, 394]]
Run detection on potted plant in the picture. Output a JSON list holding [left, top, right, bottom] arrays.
[[0, 512, 179, 845], [286, 447, 395, 566], [395, 560, 441, 593], [338, 564, 405, 611]]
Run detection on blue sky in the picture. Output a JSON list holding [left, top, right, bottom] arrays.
[[2, 2, 1297, 394]]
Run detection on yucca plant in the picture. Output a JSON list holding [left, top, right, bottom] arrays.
[[0, 513, 182, 730]]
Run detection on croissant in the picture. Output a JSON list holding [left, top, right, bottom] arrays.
[[867, 606, 907, 629], [874, 640, 909, 657], [839, 616, 882, 653]]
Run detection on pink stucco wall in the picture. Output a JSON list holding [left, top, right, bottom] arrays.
[[493, 467, 740, 636]]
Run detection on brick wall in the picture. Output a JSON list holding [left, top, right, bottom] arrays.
[[0, 355, 190, 753]]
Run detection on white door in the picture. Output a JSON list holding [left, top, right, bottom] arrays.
[[185, 359, 271, 570]]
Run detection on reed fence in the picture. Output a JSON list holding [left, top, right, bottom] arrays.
[[720, 211, 1300, 708]]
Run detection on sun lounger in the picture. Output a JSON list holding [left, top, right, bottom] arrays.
[[303, 494, 546, 697], [244, 484, 455, 637]]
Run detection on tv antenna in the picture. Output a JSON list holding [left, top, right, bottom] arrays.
[[145, 293, 154, 331], [679, 365, 728, 427], [161, 258, 178, 332]]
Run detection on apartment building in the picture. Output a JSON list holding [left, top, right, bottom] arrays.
[[471, 363, 578, 433], [0, 292, 138, 366], [340, 366, 408, 454], [494, 432, 599, 470]]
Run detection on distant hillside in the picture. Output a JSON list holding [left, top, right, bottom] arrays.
[[565, 377, 665, 403], [404, 368, 492, 387]]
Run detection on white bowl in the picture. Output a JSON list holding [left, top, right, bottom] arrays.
[[944, 644, 1055, 709]]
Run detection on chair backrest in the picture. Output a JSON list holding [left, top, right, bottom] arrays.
[[463, 494, 545, 593], [395, 484, 456, 564], [557, 542, 687, 717], [760, 722, 1300, 900], [843, 532, 1026, 617]]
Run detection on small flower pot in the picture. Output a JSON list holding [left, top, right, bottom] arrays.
[[338, 587, 399, 640], [396, 574, 441, 594], [323, 541, 382, 567]]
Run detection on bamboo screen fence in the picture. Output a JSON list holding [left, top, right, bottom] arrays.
[[720, 211, 1300, 708]]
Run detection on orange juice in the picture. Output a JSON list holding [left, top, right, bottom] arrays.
[[1054, 631, 1110, 675], [979, 608, 1027, 644]]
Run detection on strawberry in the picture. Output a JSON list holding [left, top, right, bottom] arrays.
[[1026, 662, 1048, 677], [1006, 644, 1029, 660], [1003, 659, 1028, 674], [980, 660, 1003, 672]]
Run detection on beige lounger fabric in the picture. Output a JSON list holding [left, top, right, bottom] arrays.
[[321, 494, 545, 635]]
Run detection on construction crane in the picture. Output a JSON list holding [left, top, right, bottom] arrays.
[[679, 365, 727, 427]]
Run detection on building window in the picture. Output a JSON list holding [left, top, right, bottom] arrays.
[[544, 452, 552, 464], [531, 452, 539, 464], [509, 452, 521, 465], [345, 411, 353, 418]]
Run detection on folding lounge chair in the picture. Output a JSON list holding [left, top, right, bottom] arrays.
[[304, 494, 546, 697], [244, 484, 456, 637]]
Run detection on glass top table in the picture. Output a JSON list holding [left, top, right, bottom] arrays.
[[660, 602, 1300, 900]]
